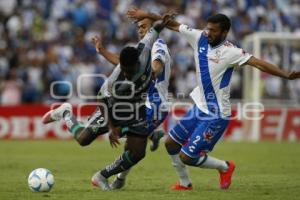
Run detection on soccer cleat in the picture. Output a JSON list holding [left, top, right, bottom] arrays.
[[219, 160, 235, 190], [171, 182, 193, 191], [91, 171, 110, 191], [42, 103, 72, 124], [150, 130, 164, 152], [110, 177, 126, 190]]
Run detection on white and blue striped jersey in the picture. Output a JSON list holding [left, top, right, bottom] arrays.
[[179, 24, 252, 118]]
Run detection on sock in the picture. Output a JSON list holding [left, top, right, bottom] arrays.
[[63, 111, 84, 136], [100, 151, 136, 179], [197, 155, 229, 172], [117, 169, 130, 180], [170, 154, 192, 187]]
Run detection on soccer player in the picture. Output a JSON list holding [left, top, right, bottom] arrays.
[[44, 15, 172, 191], [43, 16, 172, 190], [127, 8, 300, 190], [87, 14, 174, 191], [90, 18, 171, 189], [91, 17, 171, 152]]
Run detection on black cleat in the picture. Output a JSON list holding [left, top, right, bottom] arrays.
[[150, 130, 164, 152], [110, 177, 126, 190]]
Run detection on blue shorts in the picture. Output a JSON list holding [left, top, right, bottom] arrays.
[[169, 105, 229, 158], [146, 86, 168, 133]]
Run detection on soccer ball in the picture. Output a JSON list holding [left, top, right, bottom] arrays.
[[28, 168, 54, 192]]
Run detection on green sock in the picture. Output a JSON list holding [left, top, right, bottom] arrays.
[[100, 151, 136, 178], [63, 111, 84, 136]]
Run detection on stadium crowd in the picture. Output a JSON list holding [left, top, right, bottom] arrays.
[[0, 0, 300, 105]]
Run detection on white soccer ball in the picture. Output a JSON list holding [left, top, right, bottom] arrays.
[[28, 168, 54, 192]]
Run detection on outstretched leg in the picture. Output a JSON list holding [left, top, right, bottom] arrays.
[[42, 103, 108, 146], [165, 135, 193, 190], [110, 139, 131, 190]]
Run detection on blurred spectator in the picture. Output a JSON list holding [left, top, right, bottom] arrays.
[[0, 0, 300, 104], [0, 67, 23, 105]]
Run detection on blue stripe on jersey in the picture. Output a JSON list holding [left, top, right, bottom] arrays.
[[220, 67, 234, 89], [198, 33, 220, 115]]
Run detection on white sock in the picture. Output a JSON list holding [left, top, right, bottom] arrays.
[[170, 154, 192, 187], [117, 169, 130, 179], [199, 156, 228, 172]]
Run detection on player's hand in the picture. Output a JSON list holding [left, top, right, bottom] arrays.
[[127, 7, 148, 21], [91, 36, 104, 53], [108, 127, 121, 148], [162, 10, 177, 22], [287, 71, 300, 80], [161, 11, 176, 27]]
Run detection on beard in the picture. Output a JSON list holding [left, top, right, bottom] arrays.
[[209, 37, 224, 47]]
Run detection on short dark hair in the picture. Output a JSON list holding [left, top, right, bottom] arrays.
[[207, 13, 231, 32], [120, 46, 139, 68]]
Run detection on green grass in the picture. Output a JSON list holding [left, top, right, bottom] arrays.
[[1, 140, 300, 200]]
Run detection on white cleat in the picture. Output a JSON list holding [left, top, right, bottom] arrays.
[[42, 103, 72, 124], [91, 171, 110, 191]]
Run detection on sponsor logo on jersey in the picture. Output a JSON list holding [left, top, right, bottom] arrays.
[[199, 47, 206, 53]]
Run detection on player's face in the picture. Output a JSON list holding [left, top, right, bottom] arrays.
[[137, 19, 153, 39], [206, 22, 228, 47]]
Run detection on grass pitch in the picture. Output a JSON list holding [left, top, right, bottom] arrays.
[[1, 140, 300, 200]]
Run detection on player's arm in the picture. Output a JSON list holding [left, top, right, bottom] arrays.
[[129, 8, 201, 49], [127, 8, 180, 32], [138, 13, 174, 50], [107, 118, 121, 148], [97, 98, 120, 148], [152, 60, 164, 78], [151, 42, 167, 77], [92, 36, 120, 66], [246, 56, 300, 80]]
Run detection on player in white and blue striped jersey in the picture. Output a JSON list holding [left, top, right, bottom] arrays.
[[128, 9, 300, 191]]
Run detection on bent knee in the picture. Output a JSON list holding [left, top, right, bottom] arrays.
[[130, 150, 146, 163], [76, 134, 92, 146], [78, 139, 92, 146], [179, 152, 196, 165]]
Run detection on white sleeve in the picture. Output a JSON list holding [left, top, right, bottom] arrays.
[[229, 46, 252, 67], [99, 65, 121, 97], [179, 24, 202, 49], [151, 40, 167, 64]]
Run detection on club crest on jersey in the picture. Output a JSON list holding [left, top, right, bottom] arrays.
[[141, 75, 146, 81], [203, 130, 214, 142]]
